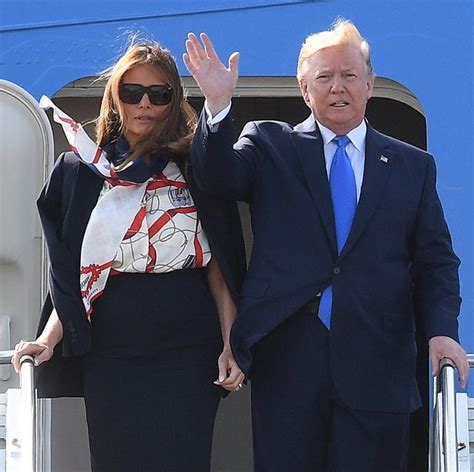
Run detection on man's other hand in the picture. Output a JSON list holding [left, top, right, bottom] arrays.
[[429, 335, 469, 388]]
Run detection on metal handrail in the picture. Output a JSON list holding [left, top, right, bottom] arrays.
[[0, 349, 15, 365], [467, 354, 474, 368], [2, 352, 471, 472], [430, 354, 474, 472], [441, 358, 458, 472], [0, 349, 37, 472]]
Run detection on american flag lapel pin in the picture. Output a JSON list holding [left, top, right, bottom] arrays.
[[380, 155, 389, 163]]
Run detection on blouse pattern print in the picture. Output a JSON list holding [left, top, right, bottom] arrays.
[[106, 160, 212, 275]]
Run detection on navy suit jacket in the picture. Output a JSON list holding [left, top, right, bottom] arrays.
[[35, 151, 246, 397], [191, 111, 461, 413]]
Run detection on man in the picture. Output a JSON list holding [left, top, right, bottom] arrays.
[[184, 19, 469, 471]]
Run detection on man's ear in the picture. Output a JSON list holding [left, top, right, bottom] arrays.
[[299, 78, 309, 105], [366, 76, 375, 101]]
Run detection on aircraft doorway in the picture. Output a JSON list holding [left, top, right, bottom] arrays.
[[45, 75, 428, 472]]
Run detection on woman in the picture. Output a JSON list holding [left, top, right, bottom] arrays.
[[12, 39, 246, 471]]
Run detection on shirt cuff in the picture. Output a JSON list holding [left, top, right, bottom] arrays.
[[204, 101, 232, 132]]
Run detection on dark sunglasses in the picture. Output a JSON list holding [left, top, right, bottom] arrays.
[[119, 83, 173, 106]]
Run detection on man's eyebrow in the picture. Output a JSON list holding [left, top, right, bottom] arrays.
[[314, 67, 331, 75]]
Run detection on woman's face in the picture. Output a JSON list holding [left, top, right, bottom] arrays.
[[119, 63, 171, 147]]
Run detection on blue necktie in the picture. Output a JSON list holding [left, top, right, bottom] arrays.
[[318, 135, 357, 329]]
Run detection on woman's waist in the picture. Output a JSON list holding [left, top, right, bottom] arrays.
[[89, 269, 221, 351]]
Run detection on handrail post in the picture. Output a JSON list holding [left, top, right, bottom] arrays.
[[439, 358, 458, 472], [0, 349, 37, 472], [429, 371, 441, 472], [20, 354, 37, 472]]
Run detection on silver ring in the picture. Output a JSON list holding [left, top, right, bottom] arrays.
[[238, 383, 243, 389]]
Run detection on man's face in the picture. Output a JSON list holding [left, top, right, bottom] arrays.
[[299, 43, 374, 135]]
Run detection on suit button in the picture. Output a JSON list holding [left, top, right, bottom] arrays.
[[333, 267, 340, 275]]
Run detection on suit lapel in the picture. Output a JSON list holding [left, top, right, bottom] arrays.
[[339, 124, 393, 259], [291, 116, 337, 254]]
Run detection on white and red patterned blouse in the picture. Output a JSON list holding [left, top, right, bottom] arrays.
[[102, 161, 211, 275]]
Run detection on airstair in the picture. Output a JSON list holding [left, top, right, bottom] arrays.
[[0, 349, 473, 471], [0, 351, 38, 472], [430, 355, 474, 471]]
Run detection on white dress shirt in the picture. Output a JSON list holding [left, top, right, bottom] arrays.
[[316, 119, 366, 202], [204, 101, 232, 131]]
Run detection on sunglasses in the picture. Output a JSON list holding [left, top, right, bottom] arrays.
[[119, 83, 173, 106]]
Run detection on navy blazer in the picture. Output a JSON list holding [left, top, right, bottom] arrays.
[[191, 112, 461, 413], [35, 151, 246, 397]]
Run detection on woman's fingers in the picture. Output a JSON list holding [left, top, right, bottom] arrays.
[[33, 345, 53, 367], [220, 363, 245, 391], [214, 350, 245, 391], [221, 371, 245, 391], [215, 353, 228, 384], [11, 341, 51, 372]]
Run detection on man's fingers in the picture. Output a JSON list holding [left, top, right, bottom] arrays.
[[182, 53, 195, 74], [429, 351, 440, 376], [187, 32, 198, 41], [184, 40, 200, 66], [184, 38, 202, 65], [454, 357, 469, 388], [228, 52, 240, 73], [200, 32, 219, 60], [200, 32, 239, 73], [459, 372, 467, 389], [440, 344, 469, 388], [429, 337, 469, 389], [187, 32, 205, 60]]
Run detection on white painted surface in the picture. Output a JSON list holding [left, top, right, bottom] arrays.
[[0, 80, 53, 472]]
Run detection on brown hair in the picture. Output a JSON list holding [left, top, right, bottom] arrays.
[[96, 38, 197, 163]]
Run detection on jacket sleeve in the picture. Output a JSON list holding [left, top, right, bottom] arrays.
[[36, 153, 91, 356], [191, 109, 264, 202], [186, 161, 247, 306], [411, 154, 461, 342]]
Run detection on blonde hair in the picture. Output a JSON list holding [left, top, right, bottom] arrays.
[[96, 38, 197, 162], [297, 19, 374, 80]]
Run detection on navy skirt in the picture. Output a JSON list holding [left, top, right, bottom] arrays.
[[83, 269, 223, 472]]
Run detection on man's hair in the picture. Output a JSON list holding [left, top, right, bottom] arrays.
[[297, 18, 374, 80]]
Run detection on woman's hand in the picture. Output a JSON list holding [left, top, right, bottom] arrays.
[[214, 346, 245, 392], [183, 32, 239, 116], [11, 308, 63, 372], [206, 259, 242, 391], [11, 339, 54, 373]]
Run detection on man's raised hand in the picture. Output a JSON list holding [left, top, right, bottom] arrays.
[[183, 32, 239, 116]]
